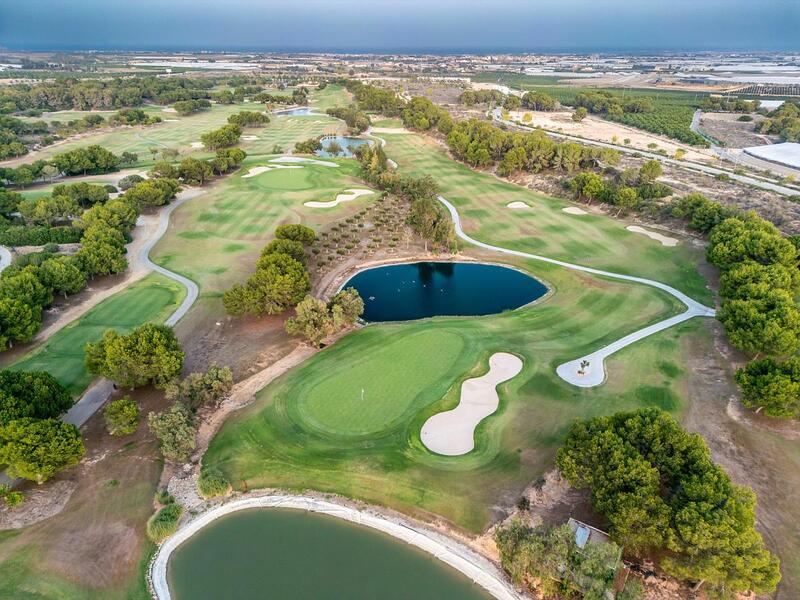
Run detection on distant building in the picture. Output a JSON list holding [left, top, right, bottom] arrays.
[[568, 517, 612, 549]]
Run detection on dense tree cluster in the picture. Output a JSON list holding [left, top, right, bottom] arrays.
[[400, 97, 453, 133], [109, 108, 162, 126], [735, 357, 800, 418], [326, 106, 371, 133], [570, 160, 669, 216], [200, 123, 242, 149], [0, 369, 83, 484], [285, 288, 365, 346], [354, 144, 454, 252], [557, 408, 781, 596], [227, 110, 269, 128], [172, 99, 211, 116], [253, 87, 308, 106], [574, 91, 653, 117], [223, 225, 314, 317], [341, 80, 402, 115], [445, 118, 619, 176], [496, 521, 631, 600], [85, 323, 184, 389], [521, 91, 558, 111], [458, 89, 505, 106], [700, 97, 760, 113], [294, 137, 323, 154], [758, 101, 800, 142]]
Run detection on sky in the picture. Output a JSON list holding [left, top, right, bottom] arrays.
[[1, 0, 799, 53]]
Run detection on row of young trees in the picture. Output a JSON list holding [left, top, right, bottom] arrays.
[[556, 407, 781, 597], [354, 144, 455, 252], [223, 225, 315, 317]]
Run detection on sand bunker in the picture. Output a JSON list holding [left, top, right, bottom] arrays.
[[242, 165, 303, 178], [420, 352, 523, 456], [270, 156, 338, 168], [190, 142, 204, 149], [164, 119, 179, 122], [506, 201, 530, 209], [242, 135, 259, 141], [304, 188, 374, 208], [161, 107, 177, 113], [562, 206, 587, 215], [626, 226, 679, 247], [370, 127, 411, 134]]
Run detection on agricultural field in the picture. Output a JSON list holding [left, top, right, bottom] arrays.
[[5, 274, 185, 395], [381, 132, 711, 302]]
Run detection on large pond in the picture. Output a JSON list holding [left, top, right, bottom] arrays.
[[344, 261, 547, 322], [274, 107, 319, 116], [316, 135, 372, 158], [167, 509, 493, 600]]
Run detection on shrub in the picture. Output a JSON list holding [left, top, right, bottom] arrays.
[[146, 503, 183, 542], [3, 490, 24, 507], [155, 489, 175, 505], [197, 467, 232, 499], [118, 174, 145, 191], [103, 396, 139, 436]]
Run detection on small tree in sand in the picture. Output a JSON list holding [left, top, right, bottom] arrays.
[[572, 107, 588, 122]]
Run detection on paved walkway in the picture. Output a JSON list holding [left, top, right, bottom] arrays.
[[0, 246, 11, 273], [438, 195, 716, 388]]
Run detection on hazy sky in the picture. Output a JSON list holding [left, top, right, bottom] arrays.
[[1, 0, 798, 53]]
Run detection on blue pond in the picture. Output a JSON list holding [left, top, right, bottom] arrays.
[[344, 262, 547, 322], [316, 135, 372, 158], [274, 107, 318, 116]]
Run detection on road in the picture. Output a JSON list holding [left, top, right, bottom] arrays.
[[493, 109, 800, 197], [437, 195, 716, 388]]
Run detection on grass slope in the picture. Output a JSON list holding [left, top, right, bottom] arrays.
[[10, 274, 184, 395]]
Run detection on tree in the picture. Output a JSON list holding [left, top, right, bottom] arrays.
[[118, 173, 145, 191], [614, 186, 640, 215], [556, 408, 780, 596], [177, 157, 213, 185], [164, 364, 233, 411], [85, 324, 185, 389], [503, 95, 521, 111], [147, 402, 196, 461], [0, 370, 73, 421], [572, 107, 588, 122], [274, 223, 316, 245], [285, 296, 334, 346], [521, 91, 557, 111], [638, 159, 663, 182], [200, 124, 242, 150], [718, 290, 800, 358], [123, 178, 180, 207], [735, 357, 800, 418], [38, 256, 87, 298], [262, 238, 307, 264], [227, 111, 269, 127], [719, 262, 799, 300], [103, 396, 140, 436], [0, 296, 41, 348], [0, 418, 84, 484], [330, 287, 364, 328], [149, 161, 178, 179], [120, 151, 138, 166]]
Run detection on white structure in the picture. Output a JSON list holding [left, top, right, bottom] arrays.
[[743, 142, 800, 171]]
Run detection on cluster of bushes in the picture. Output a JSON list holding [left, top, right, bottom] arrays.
[[326, 106, 371, 133], [147, 502, 183, 542], [557, 407, 780, 597], [0, 484, 23, 508], [223, 224, 315, 317], [458, 89, 505, 106], [0, 114, 48, 159], [355, 144, 454, 252], [148, 364, 233, 461], [253, 87, 308, 106], [574, 91, 654, 116], [758, 101, 800, 142], [400, 97, 453, 133], [172, 99, 211, 116], [0, 76, 216, 112], [521, 91, 558, 111], [109, 108, 162, 126], [570, 160, 667, 216], [200, 123, 241, 149], [227, 110, 269, 128], [294, 137, 323, 154], [496, 521, 638, 600], [340, 79, 402, 116], [285, 288, 364, 346], [445, 118, 619, 175], [0, 370, 84, 484], [700, 96, 760, 113]]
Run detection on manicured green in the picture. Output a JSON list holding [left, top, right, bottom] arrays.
[[8, 274, 185, 395]]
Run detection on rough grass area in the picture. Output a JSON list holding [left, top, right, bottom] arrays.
[[308, 83, 352, 112], [9, 274, 185, 395], [381, 132, 711, 303], [204, 259, 693, 532]]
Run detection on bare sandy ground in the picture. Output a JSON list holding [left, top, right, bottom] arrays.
[[626, 225, 679, 247], [562, 206, 587, 215], [190, 142, 203, 148], [369, 127, 412, 134], [241, 135, 259, 141], [241, 165, 303, 178], [506, 201, 530, 209], [161, 107, 177, 113], [420, 352, 524, 456], [508, 110, 711, 162], [304, 188, 374, 208]]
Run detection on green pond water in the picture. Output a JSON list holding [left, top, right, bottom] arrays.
[[168, 508, 494, 600]]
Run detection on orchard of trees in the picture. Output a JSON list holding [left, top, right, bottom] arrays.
[[223, 224, 315, 317], [557, 408, 781, 597]]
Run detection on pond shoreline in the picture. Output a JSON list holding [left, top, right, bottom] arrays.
[[149, 492, 525, 600]]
